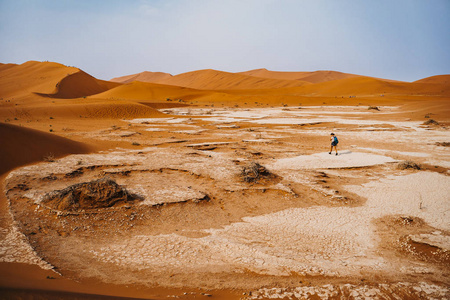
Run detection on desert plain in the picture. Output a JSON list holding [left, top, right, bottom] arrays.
[[0, 61, 449, 299]]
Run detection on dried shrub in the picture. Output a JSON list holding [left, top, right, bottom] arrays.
[[435, 142, 450, 147], [42, 177, 140, 211], [43, 153, 55, 162], [368, 106, 380, 111], [423, 119, 439, 125], [397, 160, 421, 170], [240, 162, 273, 183]]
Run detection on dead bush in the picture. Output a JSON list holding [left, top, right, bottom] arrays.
[[240, 162, 273, 183], [368, 106, 380, 111], [423, 119, 439, 125], [42, 177, 140, 211], [397, 160, 421, 170], [43, 153, 55, 162]]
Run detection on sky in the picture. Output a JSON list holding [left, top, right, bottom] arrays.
[[0, 0, 449, 82]]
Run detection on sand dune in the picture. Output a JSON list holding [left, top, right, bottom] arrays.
[[414, 74, 450, 84], [0, 62, 17, 72], [296, 70, 362, 84], [240, 68, 361, 83], [0, 123, 91, 175], [111, 71, 173, 84], [0, 61, 118, 99], [0, 61, 78, 98], [153, 69, 309, 90], [273, 76, 450, 97], [92, 81, 209, 101], [108, 68, 450, 99], [37, 70, 121, 99]]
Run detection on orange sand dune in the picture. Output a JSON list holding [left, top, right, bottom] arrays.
[[37, 71, 121, 99], [0, 122, 91, 175], [92, 80, 213, 101], [271, 76, 450, 97], [111, 71, 173, 84], [0, 61, 78, 98], [0, 98, 166, 119], [239, 68, 361, 83], [0, 61, 118, 99], [154, 69, 309, 90], [91, 80, 253, 106], [295, 70, 362, 84], [0, 63, 17, 72], [414, 74, 450, 84]]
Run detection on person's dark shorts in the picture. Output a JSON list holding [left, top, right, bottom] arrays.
[[331, 142, 338, 146]]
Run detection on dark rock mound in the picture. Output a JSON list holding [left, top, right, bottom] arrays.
[[42, 177, 139, 211]]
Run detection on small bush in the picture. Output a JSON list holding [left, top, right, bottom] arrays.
[[397, 160, 421, 170], [368, 106, 380, 111], [240, 162, 272, 183], [423, 119, 439, 125], [132, 142, 140, 146], [43, 153, 55, 162]]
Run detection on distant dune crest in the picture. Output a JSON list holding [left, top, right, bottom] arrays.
[[111, 71, 173, 84]]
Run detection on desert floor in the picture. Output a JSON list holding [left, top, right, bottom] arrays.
[[0, 61, 449, 299], [1, 104, 449, 299]]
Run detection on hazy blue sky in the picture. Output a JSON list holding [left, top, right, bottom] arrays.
[[0, 0, 449, 81]]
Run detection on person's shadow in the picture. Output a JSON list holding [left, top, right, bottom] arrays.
[[337, 150, 352, 155]]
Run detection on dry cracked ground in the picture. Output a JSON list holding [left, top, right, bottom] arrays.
[[2, 106, 450, 299]]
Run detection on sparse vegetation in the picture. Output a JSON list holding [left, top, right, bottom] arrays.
[[397, 160, 421, 170], [423, 119, 439, 125], [368, 106, 380, 111], [132, 142, 140, 146], [435, 142, 450, 147], [42, 177, 140, 211], [240, 162, 273, 183], [43, 153, 55, 162]]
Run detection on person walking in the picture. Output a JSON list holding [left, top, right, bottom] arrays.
[[329, 133, 338, 156]]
